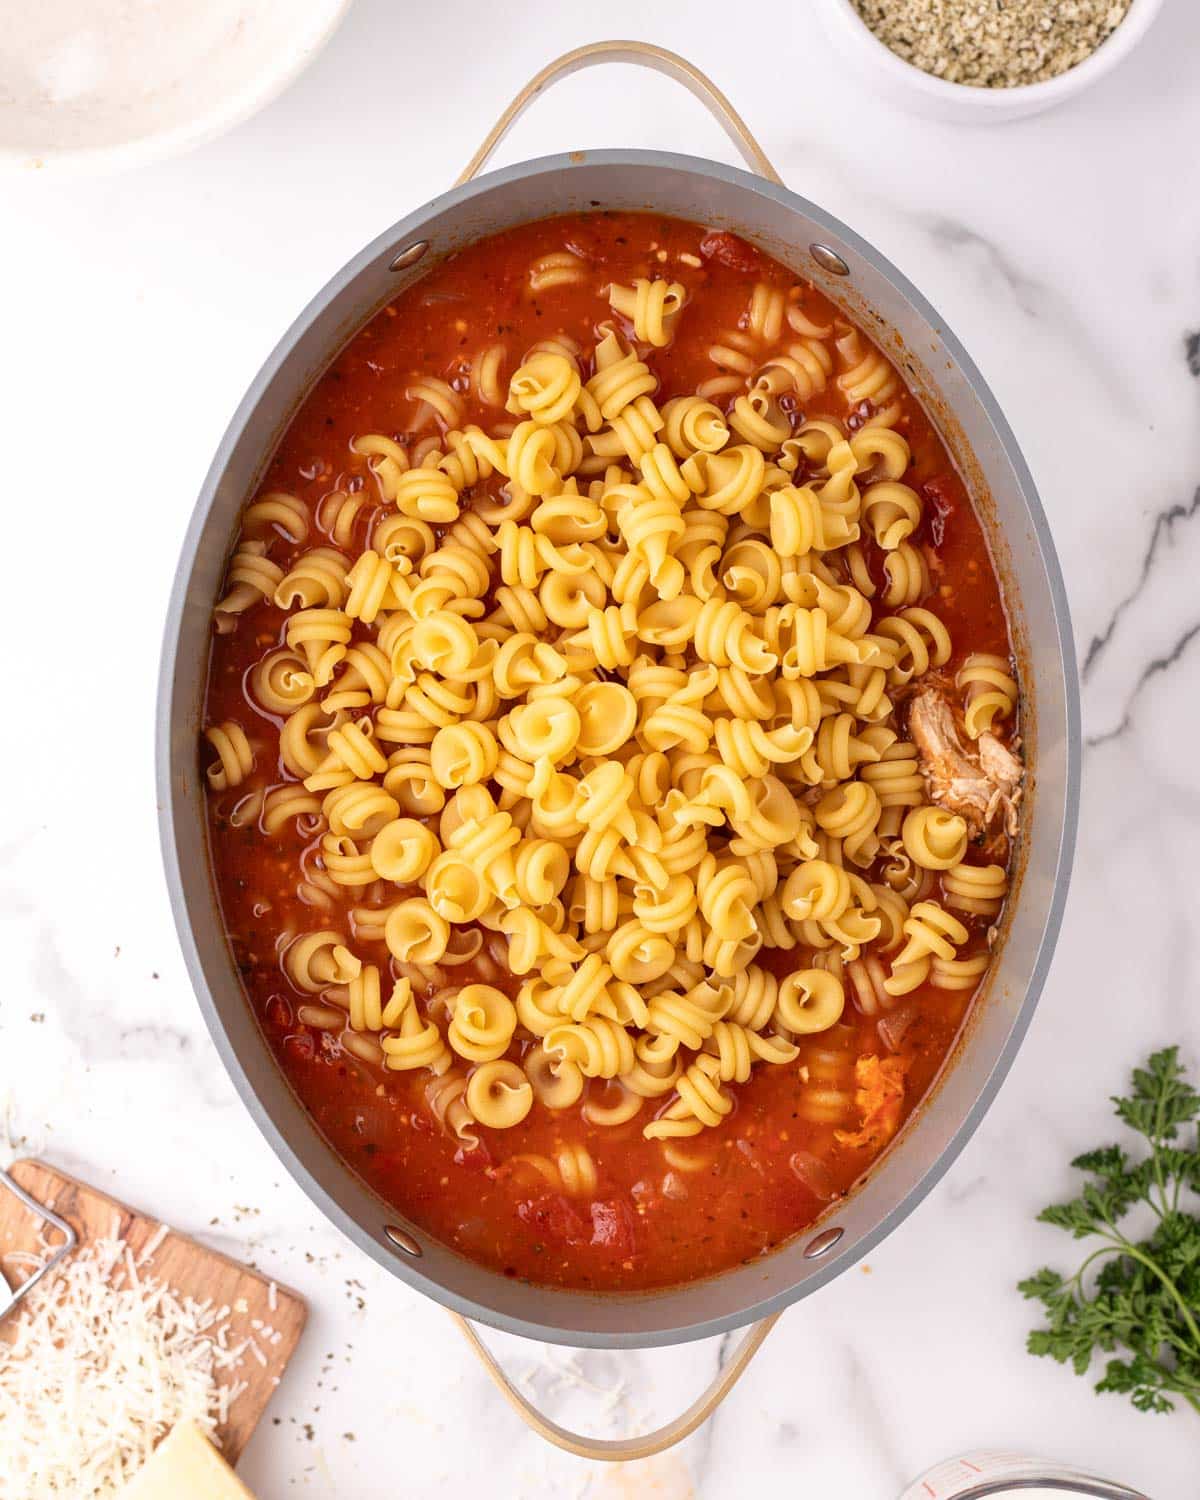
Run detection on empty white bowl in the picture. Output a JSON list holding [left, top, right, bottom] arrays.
[[0, 0, 354, 174], [815, 0, 1166, 122]]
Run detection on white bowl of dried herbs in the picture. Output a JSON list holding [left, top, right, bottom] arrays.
[[817, 0, 1165, 121]]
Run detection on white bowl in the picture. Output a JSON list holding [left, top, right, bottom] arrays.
[[815, 0, 1165, 122], [0, 0, 354, 174]]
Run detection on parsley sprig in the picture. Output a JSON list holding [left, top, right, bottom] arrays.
[[1019, 1047, 1200, 1414]]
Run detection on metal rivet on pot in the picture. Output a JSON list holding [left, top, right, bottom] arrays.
[[803, 1226, 844, 1259], [390, 241, 429, 271], [809, 244, 850, 277], [384, 1224, 422, 1256]]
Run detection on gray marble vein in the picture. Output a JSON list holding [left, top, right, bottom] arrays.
[[1082, 485, 1200, 680], [1086, 617, 1200, 748], [920, 215, 1047, 319]]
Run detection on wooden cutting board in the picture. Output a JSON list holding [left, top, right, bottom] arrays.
[[0, 1158, 307, 1463]]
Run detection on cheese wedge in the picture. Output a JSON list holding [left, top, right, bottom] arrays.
[[122, 1420, 258, 1498]]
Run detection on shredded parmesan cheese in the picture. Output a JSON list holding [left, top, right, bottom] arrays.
[[0, 1234, 249, 1497], [136, 1223, 170, 1267]]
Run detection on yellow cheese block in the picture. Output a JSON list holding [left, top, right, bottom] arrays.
[[122, 1420, 258, 1498]]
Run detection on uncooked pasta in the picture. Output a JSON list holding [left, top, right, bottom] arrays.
[[202, 213, 1021, 1290]]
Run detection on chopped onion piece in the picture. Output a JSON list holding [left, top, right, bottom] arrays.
[[788, 1150, 838, 1203], [878, 1002, 919, 1054]]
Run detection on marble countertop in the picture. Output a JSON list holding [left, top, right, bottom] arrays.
[[3, 2, 1198, 1495]]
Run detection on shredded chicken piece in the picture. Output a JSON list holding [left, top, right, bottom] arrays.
[[908, 688, 1022, 837], [978, 732, 1022, 797], [834, 1054, 908, 1151]]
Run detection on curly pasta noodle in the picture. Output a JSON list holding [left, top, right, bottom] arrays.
[[608, 275, 686, 344], [528, 251, 588, 293], [901, 806, 969, 870], [317, 487, 373, 548], [215, 540, 283, 624], [835, 329, 903, 427], [957, 652, 1018, 738], [942, 861, 1007, 917], [205, 255, 1019, 1174], [508, 1143, 599, 1196]]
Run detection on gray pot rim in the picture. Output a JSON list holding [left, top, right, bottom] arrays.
[[156, 147, 1081, 1348]]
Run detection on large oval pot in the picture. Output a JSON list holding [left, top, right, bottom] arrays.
[[157, 44, 1079, 1367]]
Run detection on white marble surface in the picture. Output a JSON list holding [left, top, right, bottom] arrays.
[[2, 2, 1199, 1495]]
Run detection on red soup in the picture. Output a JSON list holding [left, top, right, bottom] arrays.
[[202, 212, 1020, 1291]]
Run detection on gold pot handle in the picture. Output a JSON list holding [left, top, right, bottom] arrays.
[[450, 43, 780, 1452], [450, 42, 782, 1462], [450, 1309, 781, 1461], [456, 40, 783, 188]]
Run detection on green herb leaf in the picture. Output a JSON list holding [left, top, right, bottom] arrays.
[[1020, 1049, 1200, 1417]]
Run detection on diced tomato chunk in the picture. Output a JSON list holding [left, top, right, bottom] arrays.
[[281, 1031, 314, 1063], [922, 473, 960, 545], [517, 1193, 588, 1246], [265, 995, 292, 1030], [699, 230, 762, 273], [923, 472, 958, 508], [454, 1141, 493, 1170], [589, 1199, 637, 1258]]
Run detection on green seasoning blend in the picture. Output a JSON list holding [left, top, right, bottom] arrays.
[[850, 0, 1132, 86]]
